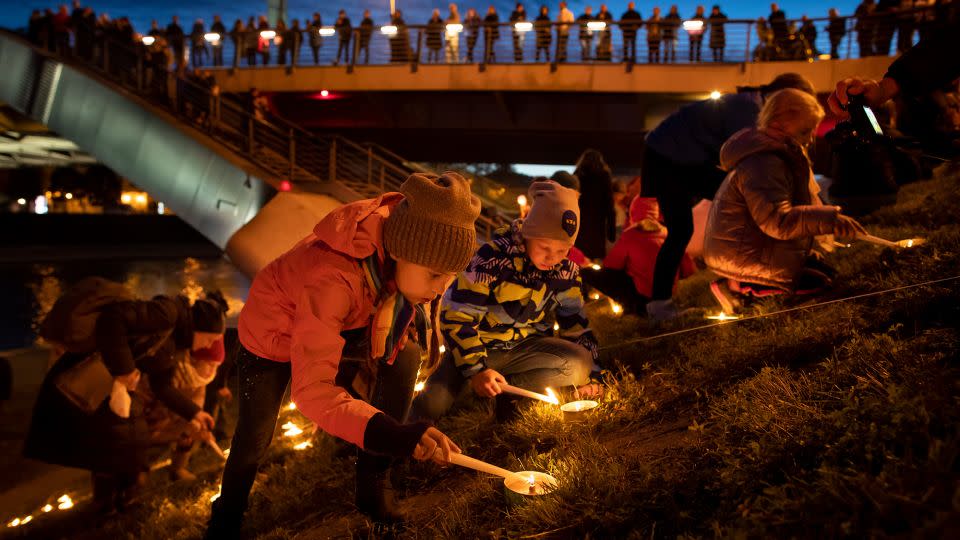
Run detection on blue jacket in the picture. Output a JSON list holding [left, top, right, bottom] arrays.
[[645, 91, 762, 167]]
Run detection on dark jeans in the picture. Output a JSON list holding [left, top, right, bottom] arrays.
[[830, 38, 842, 59], [579, 267, 648, 315], [580, 37, 592, 60], [690, 37, 703, 61], [557, 31, 569, 62], [711, 46, 724, 62], [206, 335, 420, 535], [642, 147, 727, 301], [212, 46, 223, 66], [413, 336, 593, 421], [337, 39, 350, 63], [623, 35, 637, 61]]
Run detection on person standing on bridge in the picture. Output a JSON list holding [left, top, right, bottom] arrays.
[[204, 173, 480, 533], [426, 9, 445, 63], [465, 7, 482, 62], [688, 5, 707, 62], [210, 15, 226, 67], [662, 5, 681, 63], [510, 3, 528, 62], [647, 7, 663, 63], [535, 5, 553, 62], [641, 73, 816, 320], [855, 0, 876, 57], [828, 8, 847, 59], [596, 4, 614, 60], [446, 4, 462, 63], [190, 19, 208, 68], [243, 17, 257, 66], [484, 5, 501, 63], [307, 12, 323, 64], [557, 2, 575, 62], [709, 5, 727, 62], [167, 15, 186, 71], [335, 10, 352, 65], [257, 15, 271, 66], [360, 10, 375, 64], [620, 2, 643, 63], [576, 6, 594, 60]]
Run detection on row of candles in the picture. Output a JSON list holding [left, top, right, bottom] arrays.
[[6, 495, 74, 529], [140, 19, 710, 48]]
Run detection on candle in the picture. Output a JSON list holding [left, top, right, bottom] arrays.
[[859, 234, 900, 248], [202, 432, 227, 460], [898, 238, 925, 248], [503, 470, 558, 497], [56, 495, 73, 510], [447, 452, 528, 483], [610, 301, 623, 315], [281, 422, 303, 437], [560, 399, 598, 422], [500, 383, 560, 404], [293, 441, 313, 450], [706, 312, 740, 321]]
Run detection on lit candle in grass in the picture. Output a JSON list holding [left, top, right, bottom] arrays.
[[293, 441, 313, 450], [41, 505, 52, 513], [503, 470, 558, 497], [287, 402, 297, 411], [282, 422, 303, 437], [610, 301, 623, 315], [500, 383, 560, 404], [210, 486, 221, 502], [414, 380, 426, 392], [706, 312, 740, 321], [56, 495, 73, 510], [560, 400, 598, 422], [517, 194, 528, 216]]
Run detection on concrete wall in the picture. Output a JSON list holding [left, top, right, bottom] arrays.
[[213, 56, 895, 95]]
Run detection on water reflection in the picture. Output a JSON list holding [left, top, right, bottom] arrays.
[[0, 257, 249, 350]]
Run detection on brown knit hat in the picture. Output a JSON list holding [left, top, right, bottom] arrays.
[[384, 172, 482, 273], [521, 181, 581, 245]]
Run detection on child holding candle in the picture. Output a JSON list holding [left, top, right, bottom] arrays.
[[205, 173, 480, 534], [414, 181, 601, 423]]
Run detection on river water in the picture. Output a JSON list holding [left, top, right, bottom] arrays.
[[0, 257, 249, 351]]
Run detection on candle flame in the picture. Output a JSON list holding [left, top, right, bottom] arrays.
[[897, 238, 924, 248], [706, 312, 740, 321], [223, 448, 231, 457], [8, 518, 20, 528], [544, 387, 560, 405], [414, 380, 426, 392], [610, 301, 623, 315], [591, 292, 600, 300], [41, 505, 52, 513], [210, 486, 221, 502], [439, 344, 446, 354], [591, 263, 601, 270], [293, 441, 313, 450], [517, 195, 528, 207], [56, 495, 73, 510], [281, 422, 303, 437], [553, 322, 560, 332], [287, 402, 297, 411], [20, 516, 32, 525]]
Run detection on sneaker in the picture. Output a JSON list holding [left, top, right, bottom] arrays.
[[709, 279, 743, 314], [645, 299, 681, 321]]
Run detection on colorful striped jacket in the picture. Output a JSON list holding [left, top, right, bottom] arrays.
[[441, 221, 599, 378]]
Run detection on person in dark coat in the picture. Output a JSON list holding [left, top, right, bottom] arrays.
[[709, 5, 727, 62], [359, 11, 374, 64], [288, 19, 303, 65], [827, 8, 847, 59], [24, 293, 221, 513], [799, 15, 818, 56], [768, 3, 789, 49], [872, 0, 899, 56], [534, 6, 552, 62], [244, 18, 257, 66], [210, 15, 226, 67], [896, 0, 917, 53], [509, 3, 527, 63], [190, 19, 208, 68], [641, 73, 816, 320], [595, 4, 614, 61], [483, 6, 501, 63], [52, 5, 71, 55], [573, 149, 616, 261], [688, 5, 706, 62], [464, 8, 481, 62], [274, 19, 289, 65], [257, 15, 271, 66], [426, 9, 445, 63], [576, 6, 594, 61], [662, 5, 681, 63], [307, 13, 323, 64], [620, 3, 643, 63], [229, 19, 244, 67], [390, 10, 411, 63], [855, 0, 876, 57], [335, 10, 352, 65], [167, 15, 186, 70]]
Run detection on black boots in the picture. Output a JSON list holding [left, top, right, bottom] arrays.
[[355, 451, 404, 524]]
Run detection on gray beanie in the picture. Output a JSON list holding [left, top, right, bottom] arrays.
[[521, 181, 581, 245], [384, 172, 482, 273]]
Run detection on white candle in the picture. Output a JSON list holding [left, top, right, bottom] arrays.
[[500, 383, 560, 404], [447, 452, 528, 483]]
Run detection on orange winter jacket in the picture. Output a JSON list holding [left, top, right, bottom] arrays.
[[238, 193, 425, 453]]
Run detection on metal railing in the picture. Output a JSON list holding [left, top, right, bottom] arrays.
[[4, 27, 507, 238], [65, 6, 943, 73]]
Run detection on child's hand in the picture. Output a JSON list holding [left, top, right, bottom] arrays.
[[217, 387, 233, 402], [834, 214, 867, 240], [412, 427, 461, 465], [114, 369, 141, 392], [471, 369, 506, 398], [575, 382, 603, 399], [191, 411, 215, 432]]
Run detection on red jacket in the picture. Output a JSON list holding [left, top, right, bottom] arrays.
[[603, 197, 696, 298], [239, 194, 419, 453]]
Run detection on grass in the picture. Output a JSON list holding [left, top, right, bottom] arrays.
[[9, 167, 960, 539]]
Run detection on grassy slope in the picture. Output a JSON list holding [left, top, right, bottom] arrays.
[[22, 167, 959, 540]]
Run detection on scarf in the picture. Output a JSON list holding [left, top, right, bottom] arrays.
[[360, 254, 442, 376]]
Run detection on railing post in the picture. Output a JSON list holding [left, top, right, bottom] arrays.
[[744, 21, 753, 63], [329, 138, 337, 182], [288, 128, 296, 182], [846, 18, 853, 59], [413, 29, 423, 73], [349, 29, 359, 74]]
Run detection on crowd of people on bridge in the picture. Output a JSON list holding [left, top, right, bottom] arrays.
[[21, 1, 959, 71]]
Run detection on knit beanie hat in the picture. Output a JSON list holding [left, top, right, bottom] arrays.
[[384, 172, 482, 273], [521, 181, 581, 245], [192, 291, 228, 333]]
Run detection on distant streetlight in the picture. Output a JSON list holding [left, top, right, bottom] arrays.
[[445, 23, 463, 33], [682, 20, 704, 33], [141, 35, 155, 46], [380, 25, 398, 36], [204, 32, 221, 44], [318, 26, 336, 36], [514, 21, 533, 32], [320, 89, 329, 97], [586, 21, 606, 31], [710, 90, 722, 100], [16, 198, 26, 205], [260, 30, 277, 40]]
